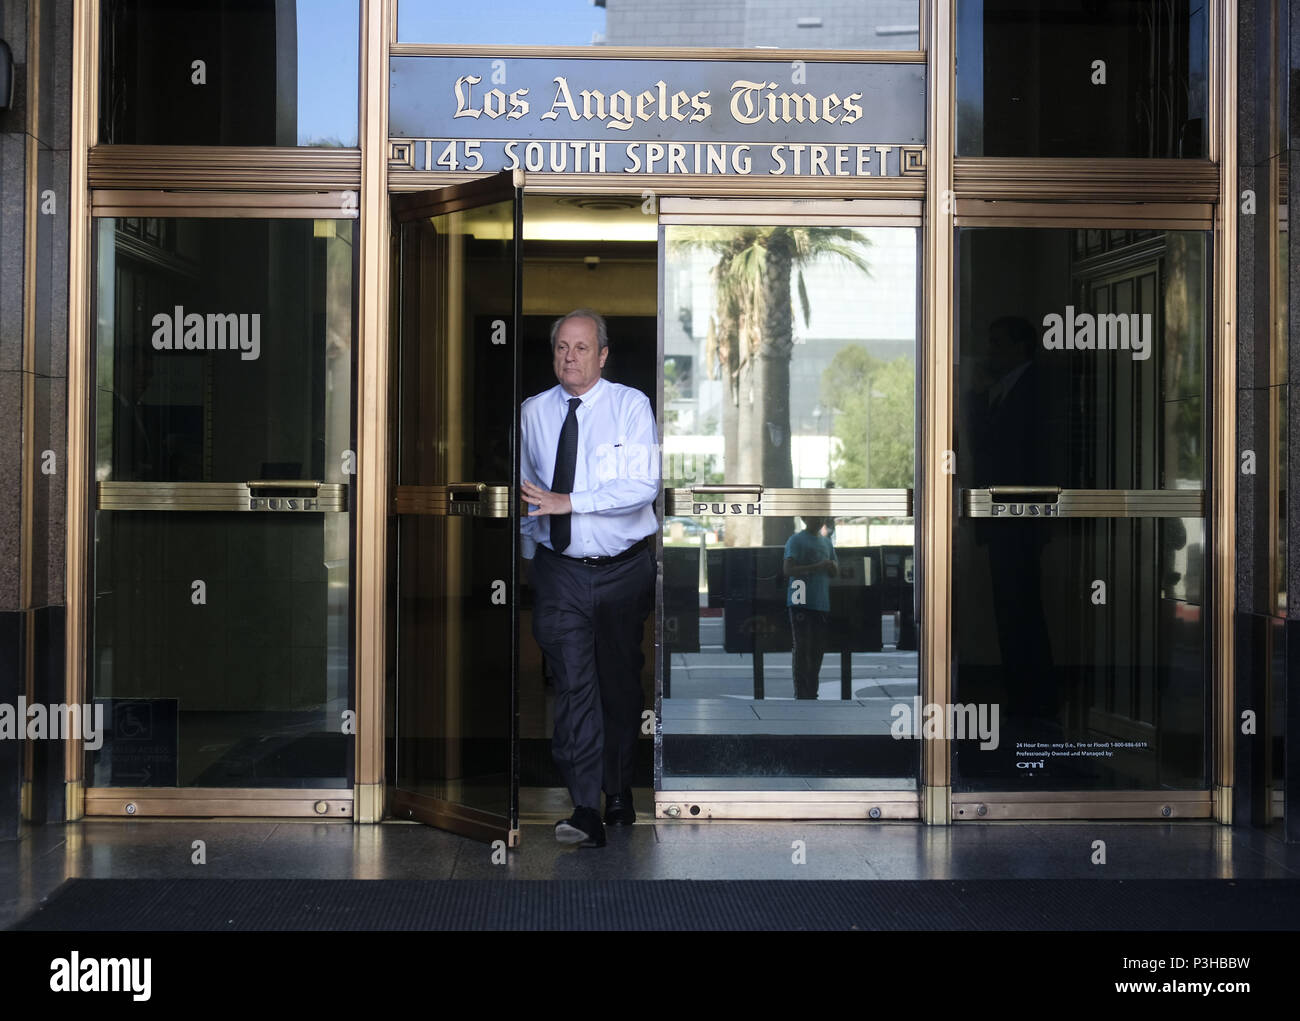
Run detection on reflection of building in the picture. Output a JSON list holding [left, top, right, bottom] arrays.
[[600, 0, 920, 50], [101, 1, 310, 145], [664, 231, 917, 487], [0, 0, 1296, 924]]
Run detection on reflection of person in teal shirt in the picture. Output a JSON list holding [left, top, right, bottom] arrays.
[[783, 516, 837, 699]]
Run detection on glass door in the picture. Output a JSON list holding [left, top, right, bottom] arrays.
[[657, 201, 920, 813], [90, 212, 355, 802], [952, 226, 1210, 796], [389, 171, 523, 843]]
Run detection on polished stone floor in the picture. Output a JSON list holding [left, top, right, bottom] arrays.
[[4, 791, 1298, 929]]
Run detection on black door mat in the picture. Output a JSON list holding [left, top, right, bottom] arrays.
[[12, 878, 1300, 931]]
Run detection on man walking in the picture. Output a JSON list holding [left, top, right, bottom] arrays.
[[520, 309, 659, 847]]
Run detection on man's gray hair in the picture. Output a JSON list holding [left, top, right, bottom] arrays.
[[550, 309, 609, 351]]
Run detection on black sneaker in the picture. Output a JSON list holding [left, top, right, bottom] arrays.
[[604, 788, 636, 826], [555, 806, 606, 847]]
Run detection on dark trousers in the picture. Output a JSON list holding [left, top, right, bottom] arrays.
[[789, 607, 828, 700], [530, 543, 654, 809]]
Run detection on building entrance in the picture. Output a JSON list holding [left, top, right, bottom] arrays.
[[36, 0, 1248, 839], [388, 179, 924, 838], [388, 175, 660, 840]]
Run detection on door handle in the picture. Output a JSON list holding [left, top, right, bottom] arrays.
[[246, 479, 324, 492], [446, 483, 509, 517], [963, 488, 1204, 518], [447, 482, 487, 503], [687, 484, 765, 495], [98, 481, 346, 512], [393, 483, 510, 517], [665, 487, 911, 516], [987, 485, 1061, 501]]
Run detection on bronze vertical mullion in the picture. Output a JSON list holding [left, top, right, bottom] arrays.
[[19, 0, 43, 821], [1212, 0, 1238, 823], [64, 0, 100, 820], [922, 0, 955, 823], [354, 0, 393, 823]]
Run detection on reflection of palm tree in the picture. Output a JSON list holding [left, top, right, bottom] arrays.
[[675, 226, 871, 544]]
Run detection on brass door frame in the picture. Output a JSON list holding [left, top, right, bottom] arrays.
[[73, 200, 360, 820]]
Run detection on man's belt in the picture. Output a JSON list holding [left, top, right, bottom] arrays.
[[541, 536, 650, 567]]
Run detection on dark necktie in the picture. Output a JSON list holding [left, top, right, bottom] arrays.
[[550, 397, 581, 552]]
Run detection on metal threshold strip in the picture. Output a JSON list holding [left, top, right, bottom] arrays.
[[654, 789, 920, 821], [666, 487, 913, 516], [98, 481, 347, 512], [951, 789, 1213, 821], [84, 786, 354, 818], [963, 487, 1205, 519]]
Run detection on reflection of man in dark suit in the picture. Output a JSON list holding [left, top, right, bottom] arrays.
[[966, 316, 1055, 720]]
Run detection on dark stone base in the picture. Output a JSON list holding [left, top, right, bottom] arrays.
[[29, 605, 65, 824], [0, 611, 22, 841]]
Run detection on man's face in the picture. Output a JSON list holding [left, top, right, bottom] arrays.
[[553, 316, 608, 396]]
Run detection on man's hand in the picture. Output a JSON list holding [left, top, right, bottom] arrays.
[[521, 478, 573, 517]]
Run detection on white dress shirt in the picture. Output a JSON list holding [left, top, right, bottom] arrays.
[[520, 376, 660, 559]]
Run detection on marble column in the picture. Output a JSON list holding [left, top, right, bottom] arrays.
[[0, 0, 72, 840]]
